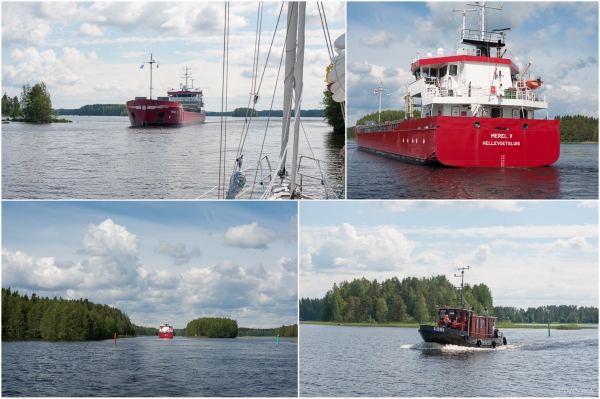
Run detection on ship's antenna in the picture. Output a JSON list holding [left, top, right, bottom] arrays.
[[181, 67, 192, 90], [374, 82, 384, 123], [465, 1, 502, 41], [453, 9, 476, 41], [144, 54, 160, 99], [454, 266, 470, 308]]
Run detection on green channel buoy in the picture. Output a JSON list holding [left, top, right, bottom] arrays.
[[276, 334, 280, 347], [548, 319, 550, 337]]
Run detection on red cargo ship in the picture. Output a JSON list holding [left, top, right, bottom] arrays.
[[356, 3, 559, 167], [159, 323, 173, 339], [126, 55, 205, 127]]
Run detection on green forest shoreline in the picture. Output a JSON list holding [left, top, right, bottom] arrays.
[[2, 288, 298, 341]]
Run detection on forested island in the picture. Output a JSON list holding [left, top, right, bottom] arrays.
[[185, 317, 238, 338], [2, 288, 137, 340], [54, 104, 127, 116], [2, 288, 297, 341], [206, 109, 324, 117], [300, 276, 599, 325], [238, 324, 298, 338], [347, 110, 598, 143], [2, 83, 69, 123]]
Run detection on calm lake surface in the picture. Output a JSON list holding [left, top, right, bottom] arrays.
[[300, 324, 598, 397], [2, 336, 297, 397], [347, 141, 598, 199], [2, 116, 344, 199]]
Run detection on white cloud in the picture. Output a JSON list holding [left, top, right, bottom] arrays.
[[2, 46, 97, 88], [154, 241, 201, 265], [78, 23, 106, 37], [578, 201, 598, 210], [374, 200, 525, 213], [551, 237, 594, 252], [223, 222, 277, 249], [303, 223, 415, 271], [360, 31, 402, 48], [121, 51, 147, 59], [3, 217, 297, 329]]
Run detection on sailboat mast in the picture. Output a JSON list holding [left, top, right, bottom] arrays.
[[290, 2, 305, 195], [279, 2, 298, 178]]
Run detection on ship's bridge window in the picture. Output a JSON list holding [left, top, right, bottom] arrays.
[[448, 310, 455, 319], [429, 68, 437, 78], [414, 69, 421, 80], [422, 67, 429, 78], [439, 309, 446, 319], [449, 65, 458, 76], [439, 66, 448, 77]]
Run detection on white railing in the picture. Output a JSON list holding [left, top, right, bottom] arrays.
[[421, 81, 546, 103]]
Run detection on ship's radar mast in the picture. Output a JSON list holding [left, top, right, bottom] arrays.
[[181, 67, 192, 90], [144, 54, 160, 99], [454, 266, 470, 308]]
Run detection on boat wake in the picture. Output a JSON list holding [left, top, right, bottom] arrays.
[[401, 342, 508, 352]]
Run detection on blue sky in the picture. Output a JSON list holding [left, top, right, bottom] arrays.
[[347, 2, 599, 125], [1, 2, 344, 110], [2, 201, 298, 329], [300, 201, 598, 309]]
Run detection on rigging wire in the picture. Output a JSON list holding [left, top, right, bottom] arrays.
[[223, 3, 230, 199], [218, 2, 229, 199], [232, 2, 285, 177], [249, 2, 295, 198], [317, 2, 334, 59], [320, 2, 335, 60], [232, 1, 266, 173]]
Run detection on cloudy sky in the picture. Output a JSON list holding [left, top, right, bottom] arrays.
[[300, 200, 598, 309], [2, 201, 298, 329], [347, 2, 598, 125], [1, 1, 344, 110]]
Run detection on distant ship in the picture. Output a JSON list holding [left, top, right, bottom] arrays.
[[126, 54, 206, 127], [355, 2, 559, 167], [159, 323, 173, 339]]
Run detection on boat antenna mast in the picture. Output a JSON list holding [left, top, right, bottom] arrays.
[[454, 266, 470, 308], [374, 82, 386, 123], [181, 66, 192, 90], [462, 2, 504, 57], [144, 54, 160, 100]]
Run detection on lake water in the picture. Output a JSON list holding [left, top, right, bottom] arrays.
[[1, 116, 344, 200], [2, 336, 297, 397], [300, 324, 598, 397], [346, 141, 598, 199]]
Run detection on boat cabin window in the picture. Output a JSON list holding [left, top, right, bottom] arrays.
[[448, 310, 455, 319], [429, 68, 438, 78], [439, 66, 448, 77], [491, 108, 503, 118], [422, 67, 429, 78], [414, 69, 421, 80], [449, 65, 458, 76], [439, 309, 446, 319]]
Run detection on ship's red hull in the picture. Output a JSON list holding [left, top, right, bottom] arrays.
[[126, 99, 205, 127], [159, 332, 173, 339], [356, 116, 560, 167]]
